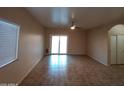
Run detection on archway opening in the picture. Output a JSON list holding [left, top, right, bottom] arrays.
[[108, 24, 124, 65]]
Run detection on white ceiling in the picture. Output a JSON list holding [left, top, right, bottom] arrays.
[[27, 7, 124, 29]]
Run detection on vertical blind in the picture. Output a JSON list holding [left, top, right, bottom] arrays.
[[0, 19, 20, 68]]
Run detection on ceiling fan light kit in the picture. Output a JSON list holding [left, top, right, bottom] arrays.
[[70, 25, 76, 30], [70, 21, 76, 30]]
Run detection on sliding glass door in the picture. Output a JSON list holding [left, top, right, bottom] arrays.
[[59, 36, 67, 54], [51, 35, 67, 54], [51, 36, 59, 54]]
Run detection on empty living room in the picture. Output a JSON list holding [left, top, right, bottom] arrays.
[[1, 7, 124, 86]]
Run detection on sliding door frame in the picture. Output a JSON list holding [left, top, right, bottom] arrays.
[[50, 34, 68, 55]]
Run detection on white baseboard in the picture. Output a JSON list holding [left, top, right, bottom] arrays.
[[88, 55, 108, 66], [45, 53, 85, 56], [17, 56, 43, 85]]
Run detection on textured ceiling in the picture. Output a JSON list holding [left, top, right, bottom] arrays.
[[27, 7, 124, 29]]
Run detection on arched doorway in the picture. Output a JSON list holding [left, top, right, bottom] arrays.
[[109, 24, 124, 65]]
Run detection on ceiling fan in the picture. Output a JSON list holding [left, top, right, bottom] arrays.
[[69, 12, 81, 30], [70, 21, 81, 30]]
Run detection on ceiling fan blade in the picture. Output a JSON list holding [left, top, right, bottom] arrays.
[[75, 26, 81, 28]]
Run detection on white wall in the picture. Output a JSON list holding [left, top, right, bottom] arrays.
[[0, 8, 45, 84], [86, 26, 108, 65], [46, 28, 86, 55], [86, 18, 124, 66]]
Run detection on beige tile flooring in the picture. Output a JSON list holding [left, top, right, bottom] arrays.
[[20, 55, 124, 86]]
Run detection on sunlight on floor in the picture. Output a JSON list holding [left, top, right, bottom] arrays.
[[50, 55, 67, 66], [48, 55, 67, 76]]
